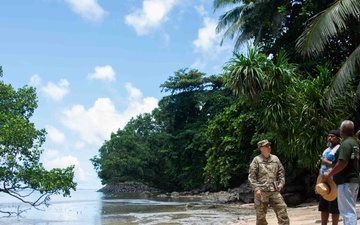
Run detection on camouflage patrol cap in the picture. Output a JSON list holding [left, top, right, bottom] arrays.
[[257, 139, 271, 148]]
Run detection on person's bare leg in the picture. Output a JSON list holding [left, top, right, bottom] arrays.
[[331, 213, 339, 225], [321, 211, 329, 225]]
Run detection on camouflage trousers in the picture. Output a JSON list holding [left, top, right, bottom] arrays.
[[254, 191, 289, 225]]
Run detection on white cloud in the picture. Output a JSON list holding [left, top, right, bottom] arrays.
[[192, 16, 231, 70], [41, 79, 70, 102], [46, 125, 66, 144], [125, 82, 142, 100], [44, 155, 79, 169], [193, 17, 223, 55], [61, 99, 120, 146], [125, 0, 179, 36], [44, 149, 59, 158], [28, 75, 70, 101], [194, 5, 207, 17], [63, 0, 107, 22], [74, 141, 86, 150], [29, 74, 42, 87], [87, 65, 116, 82], [123, 82, 158, 115], [61, 83, 158, 146], [190, 58, 207, 70]]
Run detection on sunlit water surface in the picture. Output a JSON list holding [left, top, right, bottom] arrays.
[[0, 189, 250, 225]]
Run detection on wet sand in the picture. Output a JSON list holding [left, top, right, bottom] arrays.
[[224, 202, 360, 225]]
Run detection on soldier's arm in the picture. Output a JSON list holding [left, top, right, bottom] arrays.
[[248, 158, 260, 191], [277, 159, 286, 188]]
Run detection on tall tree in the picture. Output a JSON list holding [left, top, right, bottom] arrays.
[[157, 69, 234, 190], [213, 0, 288, 49], [0, 78, 76, 215], [213, 0, 356, 72], [296, 0, 360, 102]]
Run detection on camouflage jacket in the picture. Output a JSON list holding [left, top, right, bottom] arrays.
[[248, 154, 286, 192]]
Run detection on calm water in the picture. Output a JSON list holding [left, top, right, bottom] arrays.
[[0, 189, 250, 225]]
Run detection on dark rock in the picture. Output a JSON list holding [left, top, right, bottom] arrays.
[[140, 191, 153, 198], [283, 193, 302, 206], [233, 180, 254, 203], [98, 183, 162, 194], [282, 185, 306, 193], [171, 192, 180, 197], [234, 180, 253, 194], [239, 193, 254, 204]]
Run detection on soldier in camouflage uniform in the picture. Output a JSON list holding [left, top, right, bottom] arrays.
[[248, 139, 289, 225]]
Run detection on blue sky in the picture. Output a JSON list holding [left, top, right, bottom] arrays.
[[0, 0, 237, 189]]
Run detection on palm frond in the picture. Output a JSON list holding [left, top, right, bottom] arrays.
[[296, 0, 360, 57], [216, 2, 257, 47], [234, 31, 253, 49], [216, 6, 245, 34], [328, 44, 360, 103], [213, 0, 242, 12]]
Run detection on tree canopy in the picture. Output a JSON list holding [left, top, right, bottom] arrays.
[[296, 0, 360, 102], [0, 75, 76, 215], [92, 69, 236, 190]]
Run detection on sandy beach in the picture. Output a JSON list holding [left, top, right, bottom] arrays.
[[223, 202, 360, 225]]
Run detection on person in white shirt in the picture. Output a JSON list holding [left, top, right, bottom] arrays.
[[318, 130, 340, 225]]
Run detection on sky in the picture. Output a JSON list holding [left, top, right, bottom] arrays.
[[0, 0, 238, 190]]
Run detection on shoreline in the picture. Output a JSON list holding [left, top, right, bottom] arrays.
[[223, 202, 360, 225], [98, 184, 360, 224], [1, 188, 359, 224]]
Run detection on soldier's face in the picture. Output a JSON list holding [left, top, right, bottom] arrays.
[[260, 144, 271, 157]]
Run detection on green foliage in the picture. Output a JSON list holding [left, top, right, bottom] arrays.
[[223, 46, 269, 99], [214, 0, 359, 77], [213, 0, 292, 49], [296, 0, 360, 103], [204, 99, 256, 188], [91, 113, 172, 188], [157, 69, 235, 190], [0, 78, 76, 214], [282, 64, 355, 169], [220, 47, 355, 178], [212, 0, 359, 183], [92, 69, 235, 190], [93, 53, 355, 191]]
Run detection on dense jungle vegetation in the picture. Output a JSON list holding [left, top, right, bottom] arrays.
[[91, 0, 360, 191]]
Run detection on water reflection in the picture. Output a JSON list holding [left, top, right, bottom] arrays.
[[100, 193, 245, 225], [0, 190, 248, 225]]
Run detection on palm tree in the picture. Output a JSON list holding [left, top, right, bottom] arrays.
[[296, 0, 360, 102], [213, 0, 288, 50], [223, 45, 297, 101], [213, 0, 252, 49], [223, 46, 268, 99]]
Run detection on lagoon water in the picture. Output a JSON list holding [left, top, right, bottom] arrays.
[[0, 189, 248, 225]]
